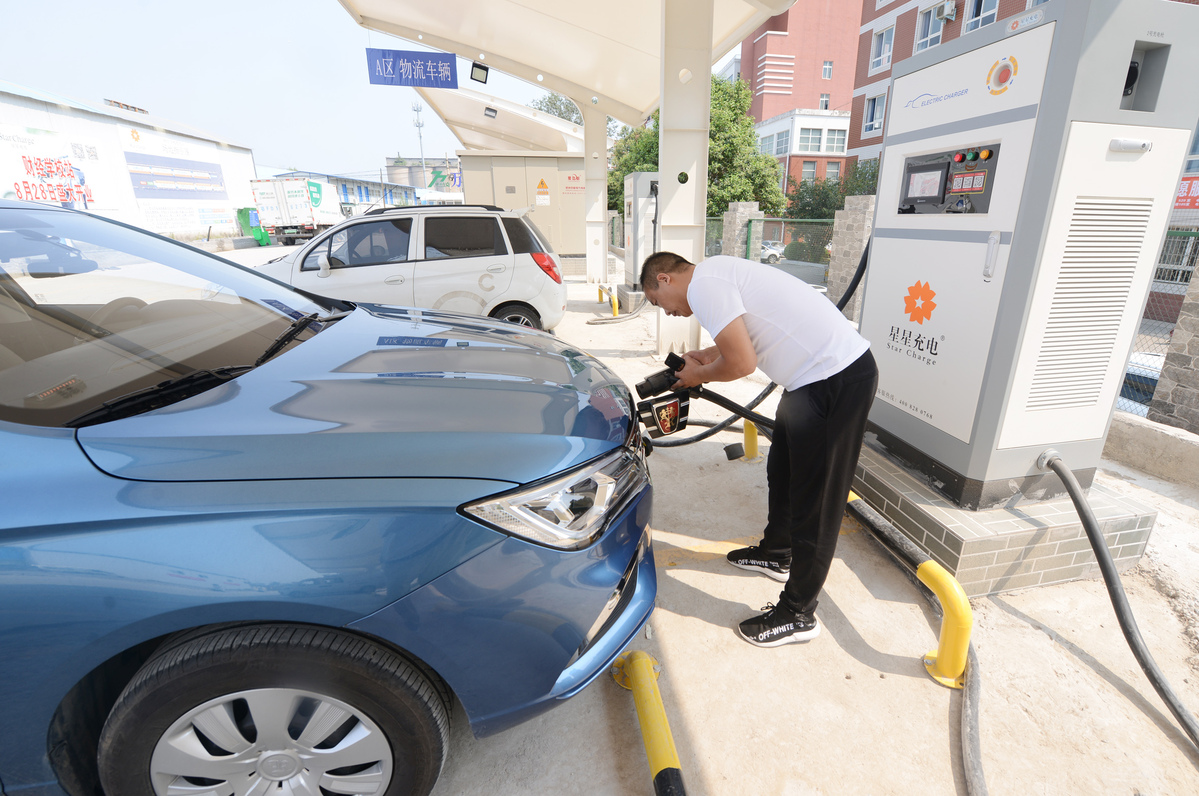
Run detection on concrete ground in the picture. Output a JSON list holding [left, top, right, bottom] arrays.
[[229, 247, 1199, 795]]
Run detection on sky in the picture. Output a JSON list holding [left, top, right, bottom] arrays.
[[0, 0, 557, 179]]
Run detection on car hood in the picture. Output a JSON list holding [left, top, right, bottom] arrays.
[[78, 305, 636, 484]]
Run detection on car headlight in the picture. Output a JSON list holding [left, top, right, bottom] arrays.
[[462, 447, 649, 550]]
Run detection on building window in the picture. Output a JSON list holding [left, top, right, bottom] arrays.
[[823, 61, 833, 80], [916, 7, 944, 52], [871, 27, 894, 72], [759, 134, 774, 155], [775, 130, 790, 156], [964, 0, 999, 33], [864, 93, 887, 135], [826, 161, 841, 182], [802, 161, 817, 183], [825, 130, 847, 154], [798, 128, 822, 153], [1027, 0, 1050, 6], [820, 93, 830, 110]]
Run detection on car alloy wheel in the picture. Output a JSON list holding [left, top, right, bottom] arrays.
[[98, 624, 449, 796], [493, 303, 542, 329]]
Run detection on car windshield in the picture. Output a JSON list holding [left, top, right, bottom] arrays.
[[0, 205, 339, 428]]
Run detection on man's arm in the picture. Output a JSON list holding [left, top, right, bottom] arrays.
[[672, 315, 757, 389], [683, 345, 720, 366]]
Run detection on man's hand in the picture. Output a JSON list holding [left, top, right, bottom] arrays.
[[683, 346, 720, 367], [670, 358, 706, 390], [670, 316, 757, 389]]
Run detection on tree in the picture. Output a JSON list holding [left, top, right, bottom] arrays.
[[705, 76, 785, 217], [784, 157, 880, 219], [607, 115, 659, 211], [607, 76, 785, 217], [527, 93, 619, 137], [528, 92, 581, 124]]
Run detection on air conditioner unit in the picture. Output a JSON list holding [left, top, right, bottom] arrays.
[[935, 1, 957, 21]]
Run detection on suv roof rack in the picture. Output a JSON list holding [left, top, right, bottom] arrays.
[[363, 204, 505, 216]]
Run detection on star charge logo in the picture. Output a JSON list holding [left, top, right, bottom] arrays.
[[987, 57, 1018, 95], [904, 281, 937, 324]]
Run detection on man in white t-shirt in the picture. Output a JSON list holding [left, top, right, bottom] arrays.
[[640, 251, 878, 647]]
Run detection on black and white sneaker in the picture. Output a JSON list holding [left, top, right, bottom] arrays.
[[737, 602, 820, 647], [726, 545, 790, 582]]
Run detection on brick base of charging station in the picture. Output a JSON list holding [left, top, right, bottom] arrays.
[[852, 442, 1157, 597]]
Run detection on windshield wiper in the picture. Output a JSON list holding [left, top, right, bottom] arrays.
[[254, 310, 353, 367], [64, 366, 254, 429]]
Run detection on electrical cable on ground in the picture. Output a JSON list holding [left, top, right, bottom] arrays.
[[847, 497, 989, 796], [587, 294, 650, 324], [1040, 450, 1199, 752]]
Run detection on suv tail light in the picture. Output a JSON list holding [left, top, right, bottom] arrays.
[[532, 252, 562, 284]]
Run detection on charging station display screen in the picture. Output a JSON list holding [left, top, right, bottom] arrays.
[[898, 145, 1001, 214], [907, 170, 945, 199]]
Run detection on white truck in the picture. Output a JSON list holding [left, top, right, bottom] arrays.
[[250, 178, 345, 245]]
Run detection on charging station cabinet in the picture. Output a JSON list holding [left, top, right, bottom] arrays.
[[858, 0, 1199, 510], [618, 171, 659, 312]]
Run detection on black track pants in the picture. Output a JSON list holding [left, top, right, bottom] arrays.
[[761, 349, 878, 615]]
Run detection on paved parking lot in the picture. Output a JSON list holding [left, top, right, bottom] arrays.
[[229, 244, 1199, 795]]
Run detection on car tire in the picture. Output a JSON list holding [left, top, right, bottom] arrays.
[[767, 254, 779, 264], [97, 624, 449, 796], [492, 303, 542, 329]]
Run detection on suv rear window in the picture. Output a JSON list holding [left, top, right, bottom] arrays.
[[501, 217, 546, 254], [424, 217, 507, 259]]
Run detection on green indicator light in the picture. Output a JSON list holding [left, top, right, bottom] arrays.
[[965, 151, 979, 162]]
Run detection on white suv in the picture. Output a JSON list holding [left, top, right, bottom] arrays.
[[256, 205, 567, 330]]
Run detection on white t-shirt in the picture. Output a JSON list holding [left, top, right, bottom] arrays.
[[686, 255, 870, 391]]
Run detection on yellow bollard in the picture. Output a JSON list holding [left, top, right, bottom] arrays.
[[612, 651, 686, 795], [743, 421, 758, 460], [917, 560, 973, 689], [599, 287, 605, 303], [847, 491, 973, 689], [611, 290, 619, 317]]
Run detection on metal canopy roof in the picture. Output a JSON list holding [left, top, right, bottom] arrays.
[[413, 85, 594, 152], [337, 0, 797, 127]]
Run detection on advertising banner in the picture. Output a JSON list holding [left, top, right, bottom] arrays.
[[0, 123, 122, 210], [1176, 175, 1199, 210]]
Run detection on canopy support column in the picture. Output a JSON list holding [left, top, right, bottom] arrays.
[[582, 104, 609, 284], [656, 0, 711, 354]]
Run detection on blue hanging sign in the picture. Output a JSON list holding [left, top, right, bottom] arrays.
[[366, 48, 458, 88]]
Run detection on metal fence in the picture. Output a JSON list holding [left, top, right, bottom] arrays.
[[1118, 228, 1199, 415]]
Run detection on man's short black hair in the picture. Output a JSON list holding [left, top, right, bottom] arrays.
[[639, 251, 693, 291]]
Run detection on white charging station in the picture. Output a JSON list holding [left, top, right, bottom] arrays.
[[858, 0, 1199, 511], [618, 171, 659, 312]]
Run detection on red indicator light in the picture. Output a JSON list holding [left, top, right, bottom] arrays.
[[997, 66, 1012, 84], [953, 153, 965, 163]]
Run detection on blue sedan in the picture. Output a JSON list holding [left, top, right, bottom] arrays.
[[0, 200, 655, 796]]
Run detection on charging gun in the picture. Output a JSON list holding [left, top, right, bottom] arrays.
[[635, 353, 691, 438], [634, 351, 775, 440]]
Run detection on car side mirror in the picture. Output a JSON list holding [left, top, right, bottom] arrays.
[[318, 253, 331, 278]]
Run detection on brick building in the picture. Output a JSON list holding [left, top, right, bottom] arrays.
[[848, 0, 1056, 167], [737, 1, 860, 187], [848, 0, 1199, 167]]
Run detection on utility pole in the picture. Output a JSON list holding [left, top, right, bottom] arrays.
[[412, 101, 428, 204]]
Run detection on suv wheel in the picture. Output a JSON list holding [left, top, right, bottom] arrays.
[[492, 303, 542, 329], [97, 625, 449, 796]]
